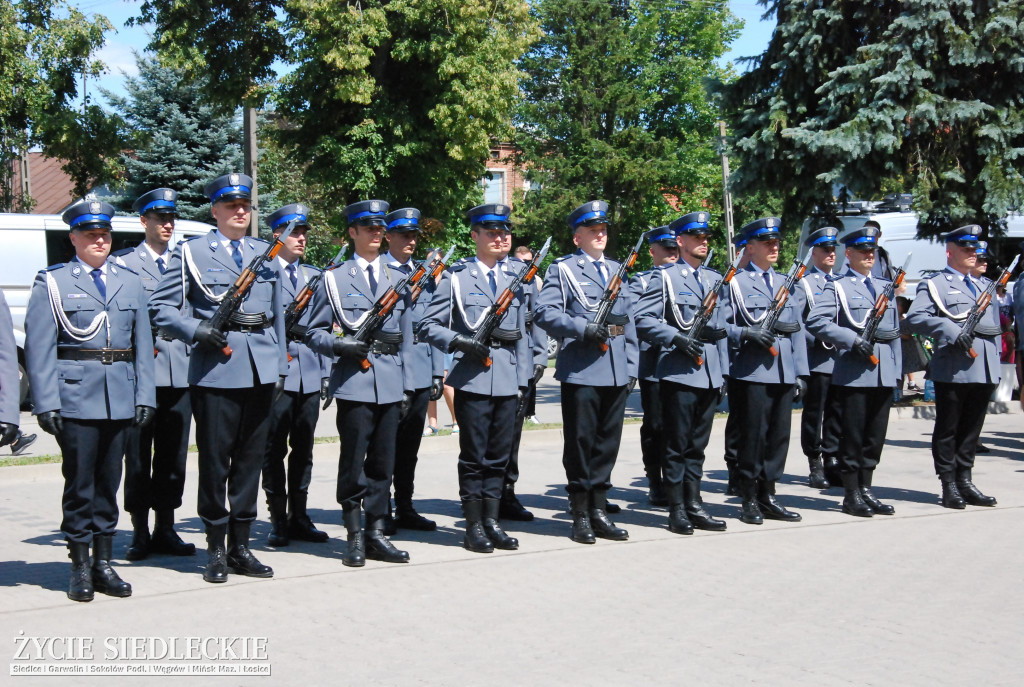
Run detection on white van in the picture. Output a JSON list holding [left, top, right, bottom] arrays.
[[0, 213, 212, 405]]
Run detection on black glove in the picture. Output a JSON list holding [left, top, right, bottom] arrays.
[[334, 337, 370, 360], [273, 376, 286, 402], [954, 331, 975, 354], [533, 364, 546, 385], [449, 334, 489, 361], [134, 405, 156, 428], [320, 377, 330, 402], [38, 411, 63, 437], [793, 377, 808, 403], [852, 336, 875, 360], [0, 423, 17, 447], [741, 326, 775, 349], [582, 322, 610, 344], [516, 388, 527, 417], [627, 376, 638, 392], [717, 385, 727, 405], [194, 321, 228, 350], [429, 376, 444, 401], [399, 391, 413, 420], [672, 333, 704, 360]]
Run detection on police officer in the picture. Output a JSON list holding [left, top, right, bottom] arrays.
[[635, 212, 729, 533], [721, 218, 809, 525], [114, 188, 195, 561], [535, 200, 638, 544], [905, 225, 1001, 509], [304, 200, 414, 566], [261, 204, 331, 547], [629, 226, 679, 507], [722, 233, 750, 497], [420, 204, 531, 553], [25, 200, 156, 602], [0, 290, 19, 450], [150, 173, 287, 584], [807, 226, 901, 517], [381, 207, 443, 532], [798, 227, 842, 490]]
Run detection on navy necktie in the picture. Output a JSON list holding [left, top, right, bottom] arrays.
[[156, 256, 166, 274], [229, 239, 243, 270], [287, 263, 297, 290], [595, 261, 607, 286], [400, 263, 412, 275], [964, 276, 977, 296], [763, 271, 773, 293], [366, 264, 377, 292], [865, 277, 876, 299], [488, 270, 497, 295], [91, 268, 106, 302]]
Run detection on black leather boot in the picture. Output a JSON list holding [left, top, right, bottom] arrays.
[[226, 521, 273, 578], [288, 492, 330, 542], [499, 482, 534, 521], [648, 473, 668, 507], [823, 455, 843, 488], [757, 480, 802, 522], [91, 534, 132, 597], [684, 480, 726, 531], [67, 541, 94, 602], [956, 468, 997, 507], [203, 525, 228, 583], [342, 507, 365, 567], [725, 462, 740, 497], [939, 473, 966, 509], [482, 498, 519, 550], [150, 509, 196, 555], [841, 472, 873, 518], [665, 483, 693, 535], [589, 489, 628, 540], [462, 500, 494, 553], [568, 492, 595, 544], [808, 456, 829, 489], [124, 510, 150, 561], [382, 499, 398, 536], [859, 470, 894, 515], [739, 477, 763, 525], [266, 494, 290, 546], [366, 519, 410, 563], [394, 495, 437, 531]]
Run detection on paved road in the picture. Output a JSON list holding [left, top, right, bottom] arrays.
[[1, 402, 1022, 685]]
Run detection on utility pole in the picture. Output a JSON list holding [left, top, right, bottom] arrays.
[[244, 106, 259, 237], [717, 121, 736, 262]]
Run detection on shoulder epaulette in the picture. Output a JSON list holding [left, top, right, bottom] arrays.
[[449, 262, 469, 273], [553, 255, 573, 264], [43, 263, 66, 272], [113, 263, 140, 276], [702, 266, 723, 277], [111, 247, 135, 257]]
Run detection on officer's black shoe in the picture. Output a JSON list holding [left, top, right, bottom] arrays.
[[756, 481, 802, 522], [568, 492, 595, 544], [203, 526, 228, 583], [91, 535, 132, 597], [342, 507, 365, 567], [808, 456, 830, 490], [605, 501, 622, 514], [150, 510, 196, 555], [462, 500, 494, 553], [266, 495, 290, 547], [975, 443, 991, 454], [285, 491, 329, 542], [859, 470, 894, 515], [482, 498, 519, 550], [956, 469, 997, 506], [10, 431, 37, 456], [665, 483, 693, 535], [395, 497, 438, 531], [684, 480, 726, 531], [124, 511, 150, 561], [67, 542, 94, 602], [499, 483, 534, 521], [589, 490, 629, 541], [725, 463, 740, 497], [365, 520, 411, 563], [823, 456, 843, 488], [648, 475, 669, 507], [841, 473, 873, 518], [738, 479, 763, 525], [227, 522, 273, 577], [940, 478, 967, 510]]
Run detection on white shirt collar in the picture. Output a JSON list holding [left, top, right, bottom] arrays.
[[214, 230, 244, 250], [72, 257, 107, 275], [354, 254, 381, 273], [142, 242, 171, 263], [383, 251, 413, 269]]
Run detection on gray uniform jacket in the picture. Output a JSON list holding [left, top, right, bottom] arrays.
[[806, 269, 902, 388], [149, 231, 288, 389], [305, 259, 415, 404], [721, 264, 809, 384], [25, 258, 156, 420], [280, 261, 331, 395], [905, 267, 1001, 384], [419, 259, 531, 397], [634, 263, 729, 389], [799, 267, 838, 375], [535, 251, 639, 387], [0, 291, 20, 424], [384, 254, 444, 390], [114, 243, 191, 388], [629, 271, 659, 382], [508, 257, 549, 368]]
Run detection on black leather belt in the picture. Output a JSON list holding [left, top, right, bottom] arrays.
[[370, 341, 399, 355], [225, 311, 270, 332], [489, 339, 517, 350], [58, 348, 134, 364], [224, 321, 271, 333]]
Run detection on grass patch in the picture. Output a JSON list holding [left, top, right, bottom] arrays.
[[0, 453, 63, 467]]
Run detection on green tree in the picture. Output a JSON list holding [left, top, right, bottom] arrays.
[[103, 54, 244, 221], [513, 0, 740, 266], [0, 0, 122, 209]]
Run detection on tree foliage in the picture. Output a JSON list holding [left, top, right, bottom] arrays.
[[103, 54, 243, 221], [0, 0, 122, 209]]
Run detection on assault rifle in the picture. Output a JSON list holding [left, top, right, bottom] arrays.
[[471, 236, 552, 368], [593, 233, 646, 353], [351, 263, 421, 371], [409, 245, 456, 305], [961, 253, 1020, 358], [208, 221, 295, 357], [861, 253, 911, 366], [686, 248, 745, 367], [283, 245, 348, 341], [762, 251, 813, 357]]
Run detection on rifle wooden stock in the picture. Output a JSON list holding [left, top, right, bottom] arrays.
[[358, 288, 404, 371]]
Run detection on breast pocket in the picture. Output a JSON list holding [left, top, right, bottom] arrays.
[[116, 299, 139, 330], [743, 292, 770, 317], [62, 299, 100, 329], [340, 295, 371, 322]]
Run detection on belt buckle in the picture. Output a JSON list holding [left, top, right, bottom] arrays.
[[100, 349, 114, 365]]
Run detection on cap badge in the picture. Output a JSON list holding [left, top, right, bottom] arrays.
[[765, 218, 775, 228], [163, 189, 174, 200], [229, 173, 239, 185], [592, 201, 600, 212], [406, 209, 414, 218], [370, 201, 380, 212], [90, 202, 101, 213]]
